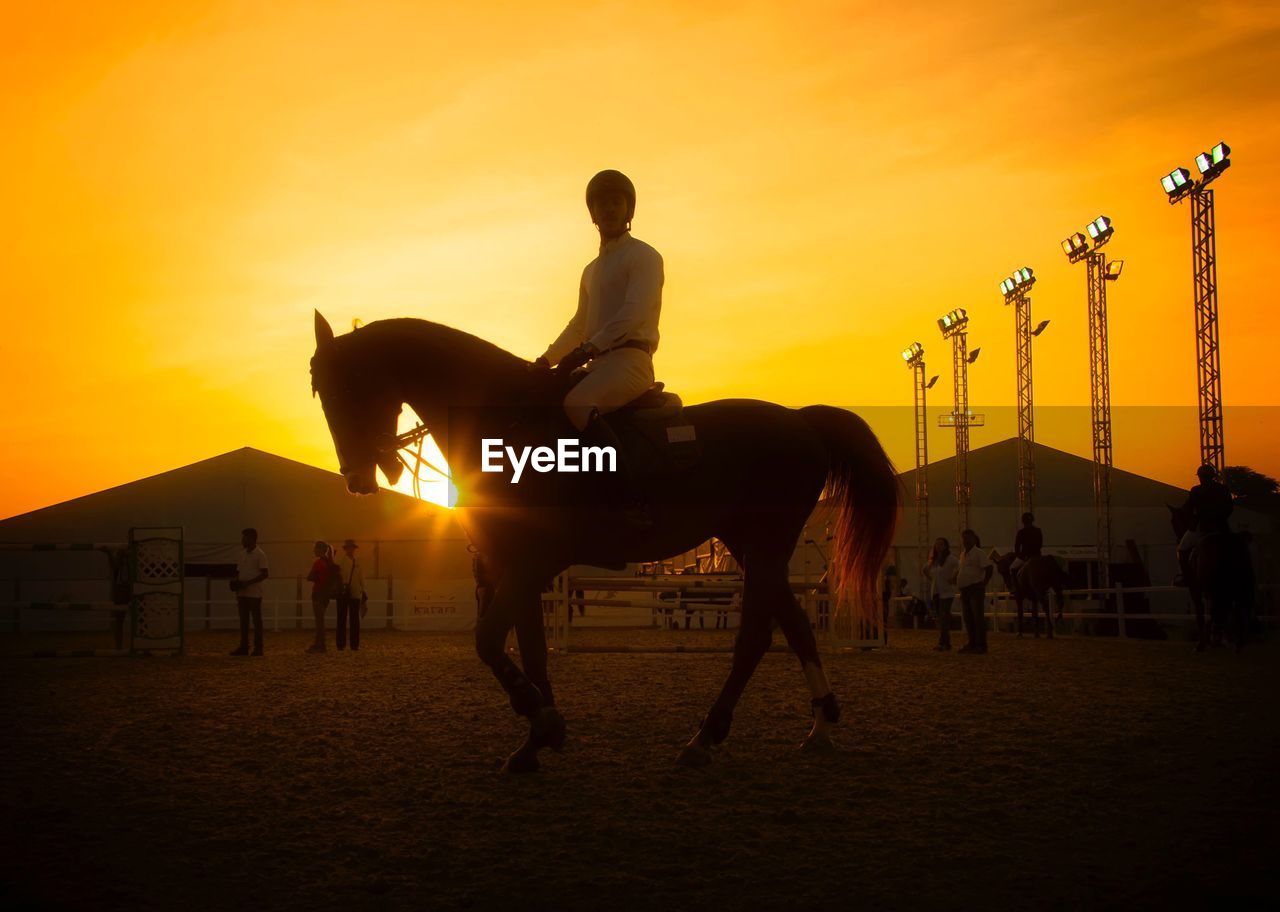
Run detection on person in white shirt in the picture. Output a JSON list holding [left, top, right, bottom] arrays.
[[230, 528, 269, 656], [336, 539, 368, 651], [529, 169, 663, 528], [955, 529, 994, 654], [923, 537, 960, 651]]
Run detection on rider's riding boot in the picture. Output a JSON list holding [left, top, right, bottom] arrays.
[[1173, 549, 1191, 587], [582, 410, 652, 531]]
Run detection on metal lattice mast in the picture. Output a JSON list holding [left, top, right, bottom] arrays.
[[903, 343, 935, 570], [1002, 268, 1046, 518], [1086, 252, 1113, 587], [1161, 142, 1231, 473], [913, 360, 930, 562], [1063, 218, 1120, 589], [1191, 188, 1224, 473], [952, 331, 970, 534], [1014, 292, 1034, 515]]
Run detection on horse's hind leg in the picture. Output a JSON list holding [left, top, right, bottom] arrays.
[[769, 569, 840, 753], [1016, 598, 1025, 638], [677, 594, 773, 767], [1041, 596, 1054, 639]]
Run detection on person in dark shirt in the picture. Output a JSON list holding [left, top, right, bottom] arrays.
[[1011, 512, 1043, 578], [1176, 464, 1234, 584]]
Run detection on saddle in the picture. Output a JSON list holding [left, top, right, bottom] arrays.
[[608, 382, 700, 477]]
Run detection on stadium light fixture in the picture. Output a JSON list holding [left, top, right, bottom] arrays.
[[902, 341, 925, 365], [1105, 260, 1124, 281], [937, 308, 969, 336], [966, 347, 981, 364], [1032, 319, 1050, 336], [1162, 167, 1194, 202], [926, 375, 939, 389], [1086, 215, 1114, 246], [1062, 232, 1089, 262]]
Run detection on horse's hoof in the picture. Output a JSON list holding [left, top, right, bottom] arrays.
[[800, 731, 836, 753], [502, 744, 540, 774], [676, 742, 713, 768], [531, 706, 567, 753]]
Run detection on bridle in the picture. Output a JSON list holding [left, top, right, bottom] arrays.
[[376, 422, 453, 501], [312, 355, 452, 501]]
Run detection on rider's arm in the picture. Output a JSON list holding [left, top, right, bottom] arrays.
[[543, 274, 589, 366], [587, 245, 663, 353]]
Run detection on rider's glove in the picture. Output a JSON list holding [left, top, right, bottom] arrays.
[[555, 344, 593, 375], [526, 356, 551, 374]]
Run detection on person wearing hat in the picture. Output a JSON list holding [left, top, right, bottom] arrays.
[[336, 539, 368, 651], [528, 169, 664, 527], [1175, 464, 1234, 586]]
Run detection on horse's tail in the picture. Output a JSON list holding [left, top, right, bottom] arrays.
[[799, 405, 899, 630]]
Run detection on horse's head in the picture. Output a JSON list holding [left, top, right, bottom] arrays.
[[1167, 502, 1191, 539], [311, 311, 405, 495], [990, 549, 1014, 589]]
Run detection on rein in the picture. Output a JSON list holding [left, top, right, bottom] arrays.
[[377, 423, 452, 500]]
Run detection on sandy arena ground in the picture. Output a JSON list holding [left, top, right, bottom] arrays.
[[2, 627, 1278, 910]]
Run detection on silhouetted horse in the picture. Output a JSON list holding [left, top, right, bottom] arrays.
[[310, 315, 898, 771], [1168, 504, 1254, 652], [992, 551, 1064, 638]]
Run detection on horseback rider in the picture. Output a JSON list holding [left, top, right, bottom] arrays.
[[1175, 464, 1234, 586], [529, 169, 663, 527], [1011, 512, 1042, 578]]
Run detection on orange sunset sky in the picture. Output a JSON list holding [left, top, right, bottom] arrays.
[[4, 0, 1280, 517]]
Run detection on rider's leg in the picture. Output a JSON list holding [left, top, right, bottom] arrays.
[[563, 349, 655, 523], [561, 347, 655, 431]]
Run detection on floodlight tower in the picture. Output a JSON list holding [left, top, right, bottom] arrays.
[[1063, 218, 1124, 586], [999, 268, 1051, 515], [902, 342, 939, 571], [937, 310, 982, 536], [1161, 141, 1232, 473]]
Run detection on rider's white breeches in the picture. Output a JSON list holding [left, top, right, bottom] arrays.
[[563, 347, 655, 431]]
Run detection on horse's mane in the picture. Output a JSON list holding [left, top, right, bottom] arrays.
[[341, 318, 523, 368], [328, 317, 530, 403]]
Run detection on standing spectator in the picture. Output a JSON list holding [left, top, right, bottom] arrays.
[[923, 537, 959, 652], [336, 539, 367, 651], [955, 529, 994, 654], [305, 541, 338, 653], [230, 528, 268, 656]]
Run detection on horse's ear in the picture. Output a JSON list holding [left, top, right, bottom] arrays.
[[315, 310, 335, 350]]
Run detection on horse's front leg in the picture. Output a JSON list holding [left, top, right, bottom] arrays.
[[1041, 595, 1054, 639], [1015, 595, 1025, 638], [474, 568, 563, 773]]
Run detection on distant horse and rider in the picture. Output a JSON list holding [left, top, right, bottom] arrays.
[[309, 170, 899, 772], [1170, 465, 1254, 652], [990, 513, 1065, 638]]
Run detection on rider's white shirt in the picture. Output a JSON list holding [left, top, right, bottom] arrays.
[[543, 232, 664, 365]]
